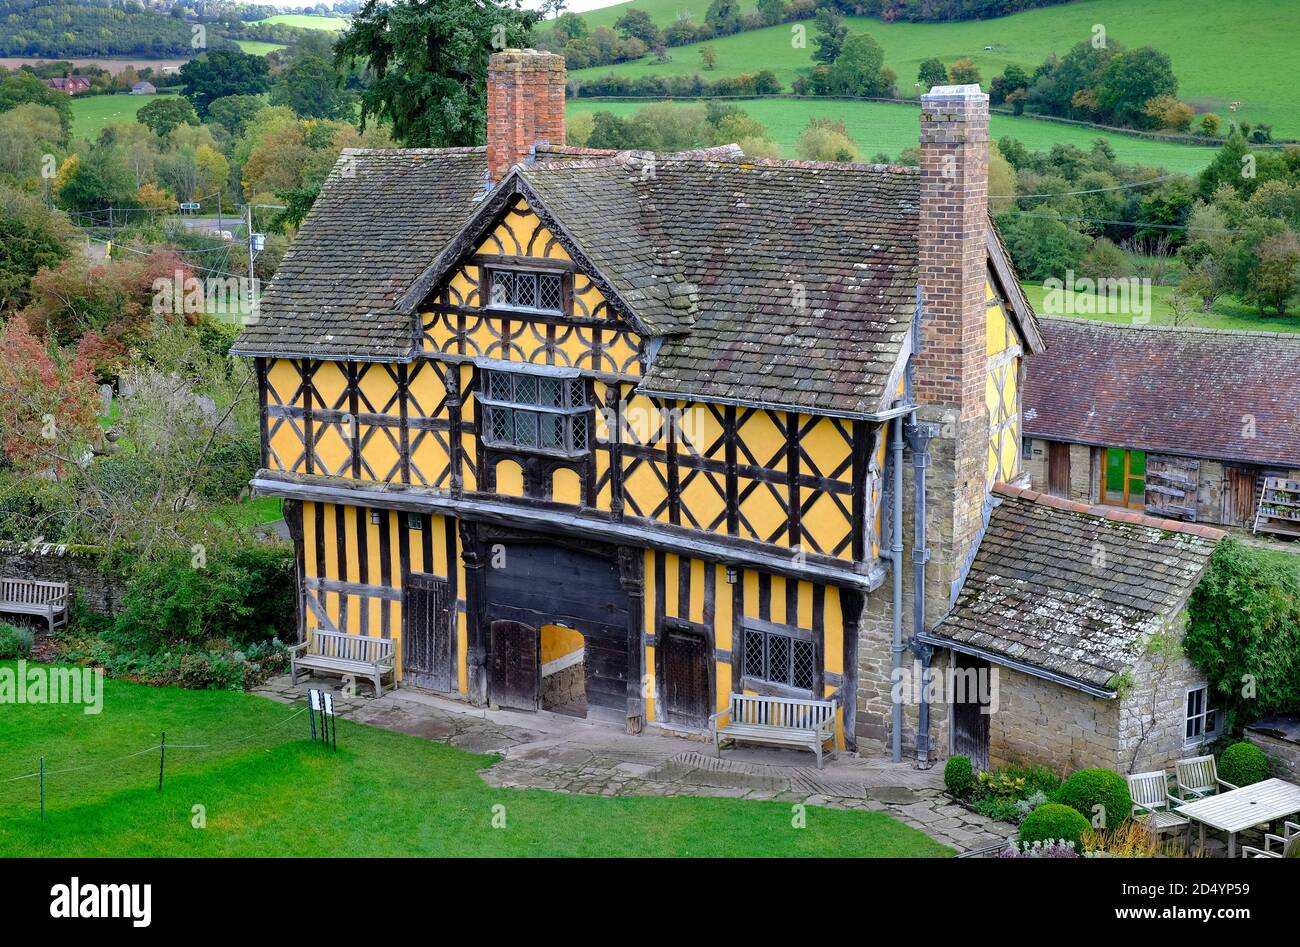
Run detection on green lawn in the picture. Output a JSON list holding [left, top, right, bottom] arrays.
[[0, 667, 949, 857], [256, 13, 348, 31], [574, 0, 1300, 137], [566, 97, 1218, 172], [70, 91, 178, 141], [235, 40, 287, 56], [1019, 282, 1300, 333]]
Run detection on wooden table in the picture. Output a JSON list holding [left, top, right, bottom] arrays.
[[1176, 778, 1300, 857]]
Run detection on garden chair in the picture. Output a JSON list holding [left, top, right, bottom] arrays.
[[1174, 754, 1238, 800], [1242, 821, 1300, 858], [1127, 770, 1190, 852]]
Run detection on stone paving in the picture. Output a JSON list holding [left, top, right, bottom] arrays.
[[253, 673, 1013, 853]]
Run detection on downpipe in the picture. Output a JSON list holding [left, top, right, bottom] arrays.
[[890, 410, 905, 764], [907, 415, 939, 769]]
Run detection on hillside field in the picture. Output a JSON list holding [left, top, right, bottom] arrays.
[[255, 13, 348, 31], [566, 97, 1218, 172], [236, 40, 287, 56], [571, 0, 1300, 139], [70, 91, 179, 141]]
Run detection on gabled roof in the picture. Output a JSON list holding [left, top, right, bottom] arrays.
[[231, 148, 488, 361], [233, 145, 1040, 417], [1023, 318, 1300, 468], [921, 484, 1221, 696]]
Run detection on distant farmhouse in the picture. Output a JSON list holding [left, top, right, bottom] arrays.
[[130, 81, 156, 95], [1023, 319, 1300, 529], [46, 75, 90, 95]]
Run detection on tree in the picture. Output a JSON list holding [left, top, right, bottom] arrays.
[[812, 9, 847, 65], [947, 58, 981, 86], [1095, 47, 1177, 127], [1249, 230, 1300, 316], [994, 209, 1090, 282], [0, 72, 72, 142], [699, 45, 718, 70], [989, 63, 1029, 104], [552, 11, 587, 43], [335, 0, 539, 148], [614, 9, 660, 47], [916, 57, 946, 90], [55, 146, 138, 214], [795, 117, 858, 162], [207, 95, 265, 138], [1142, 94, 1194, 132], [539, 0, 567, 18], [824, 33, 891, 98], [0, 185, 74, 311], [270, 55, 357, 120], [136, 96, 198, 137], [180, 48, 270, 118], [704, 0, 743, 36], [756, 0, 788, 27], [1198, 113, 1221, 137]]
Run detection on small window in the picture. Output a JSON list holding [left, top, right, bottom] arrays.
[[488, 268, 565, 315], [407, 512, 423, 530], [1185, 685, 1219, 745], [1022, 436, 1033, 459], [742, 622, 816, 693], [479, 366, 590, 456], [369, 510, 381, 525]]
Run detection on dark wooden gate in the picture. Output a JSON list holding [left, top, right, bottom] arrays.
[[1144, 453, 1200, 521], [404, 573, 453, 692], [1047, 442, 1071, 497], [489, 619, 541, 712], [660, 622, 711, 730], [1222, 466, 1260, 527], [950, 653, 990, 772]]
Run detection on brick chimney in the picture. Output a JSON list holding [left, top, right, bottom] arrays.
[[486, 49, 566, 182], [914, 84, 991, 621]]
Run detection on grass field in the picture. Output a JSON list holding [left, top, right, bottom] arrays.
[[256, 13, 348, 31], [0, 667, 950, 857], [572, 0, 1300, 138], [70, 91, 178, 141], [566, 97, 1218, 172], [235, 40, 287, 56], [1019, 283, 1300, 333]]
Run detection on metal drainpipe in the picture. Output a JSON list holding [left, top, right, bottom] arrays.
[[890, 409, 906, 764], [908, 414, 937, 768]]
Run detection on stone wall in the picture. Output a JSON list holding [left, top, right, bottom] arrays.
[[1117, 620, 1209, 773], [542, 659, 585, 712], [989, 666, 1120, 774], [1246, 731, 1300, 783], [0, 541, 126, 617]]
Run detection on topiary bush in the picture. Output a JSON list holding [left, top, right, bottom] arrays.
[[1218, 742, 1270, 787], [944, 755, 976, 797], [1054, 768, 1132, 830], [1018, 803, 1090, 849]]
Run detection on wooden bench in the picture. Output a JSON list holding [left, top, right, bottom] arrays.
[[0, 577, 69, 634], [289, 629, 397, 697], [710, 693, 839, 769]]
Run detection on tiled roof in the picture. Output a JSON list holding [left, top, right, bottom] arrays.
[[925, 483, 1221, 694], [231, 148, 488, 360], [1023, 317, 1300, 468]]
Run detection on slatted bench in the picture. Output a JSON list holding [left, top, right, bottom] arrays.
[[289, 629, 397, 697], [0, 577, 69, 634], [710, 693, 839, 769]]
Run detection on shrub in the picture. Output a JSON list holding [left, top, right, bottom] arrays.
[[999, 839, 1079, 858], [1018, 802, 1090, 849], [975, 795, 1021, 822], [0, 622, 34, 658], [1054, 768, 1132, 830], [944, 755, 975, 796], [977, 769, 1026, 798], [1218, 742, 1270, 787]]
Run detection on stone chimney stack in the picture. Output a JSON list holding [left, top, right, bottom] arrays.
[[914, 84, 991, 621], [486, 49, 566, 183]]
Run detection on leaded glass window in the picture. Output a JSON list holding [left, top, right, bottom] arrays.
[[742, 622, 817, 694], [479, 367, 591, 456], [487, 269, 565, 315]]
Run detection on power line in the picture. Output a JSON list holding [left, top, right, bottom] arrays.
[[992, 173, 1182, 200]]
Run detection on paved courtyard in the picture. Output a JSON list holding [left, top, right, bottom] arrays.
[[254, 673, 1011, 853]]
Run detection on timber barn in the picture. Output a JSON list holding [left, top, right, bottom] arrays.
[[233, 50, 1226, 771]]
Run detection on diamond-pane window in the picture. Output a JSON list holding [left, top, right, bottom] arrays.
[[478, 366, 591, 457], [488, 268, 565, 314], [743, 622, 818, 694]]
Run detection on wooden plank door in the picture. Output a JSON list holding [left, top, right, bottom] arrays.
[[1047, 442, 1071, 497], [1144, 454, 1200, 521], [490, 619, 541, 712], [950, 654, 990, 772], [661, 623, 711, 730], [404, 573, 453, 692], [1222, 466, 1260, 527]]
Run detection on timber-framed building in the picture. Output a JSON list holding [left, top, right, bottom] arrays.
[[234, 50, 1224, 772]]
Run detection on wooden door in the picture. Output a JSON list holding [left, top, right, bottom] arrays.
[[950, 654, 990, 772], [661, 623, 711, 730], [1047, 442, 1071, 498], [1222, 466, 1260, 527], [489, 619, 541, 712], [404, 573, 452, 692], [1145, 454, 1200, 521]]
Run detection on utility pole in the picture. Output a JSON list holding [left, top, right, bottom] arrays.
[[217, 192, 223, 238]]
